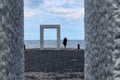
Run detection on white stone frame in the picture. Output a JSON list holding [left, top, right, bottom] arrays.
[[40, 25, 60, 50]]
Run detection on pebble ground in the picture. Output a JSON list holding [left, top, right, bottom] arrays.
[[25, 48, 84, 80]]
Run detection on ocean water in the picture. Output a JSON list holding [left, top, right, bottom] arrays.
[[24, 40, 85, 49]]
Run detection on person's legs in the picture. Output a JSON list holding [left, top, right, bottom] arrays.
[[65, 44, 66, 48], [64, 44, 66, 48]]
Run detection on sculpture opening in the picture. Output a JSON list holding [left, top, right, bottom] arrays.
[[44, 29, 57, 48]]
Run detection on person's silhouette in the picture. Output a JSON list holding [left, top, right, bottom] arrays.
[[63, 37, 68, 48], [24, 44, 26, 50]]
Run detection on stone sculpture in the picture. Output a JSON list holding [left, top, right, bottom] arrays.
[[40, 25, 60, 50], [85, 0, 120, 80], [1, 0, 120, 80], [0, 0, 24, 80], [112, 1, 120, 80], [84, 0, 114, 80]]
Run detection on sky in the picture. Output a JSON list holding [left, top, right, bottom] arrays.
[[24, 0, 84, 40]]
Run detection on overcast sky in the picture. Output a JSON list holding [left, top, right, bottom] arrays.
[[24, 0, 84, 40]]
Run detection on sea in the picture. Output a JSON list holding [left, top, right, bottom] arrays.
[[24, 40, 85, 49]]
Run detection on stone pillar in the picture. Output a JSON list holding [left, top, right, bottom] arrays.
[[40, 25, 44, 50], [112, 0, 120, 80], [84, 0, 114, 80], [0, 0, 24, 80], [57, 27, 60, 49]]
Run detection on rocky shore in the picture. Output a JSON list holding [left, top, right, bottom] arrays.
[[24, 48, 84, 80]]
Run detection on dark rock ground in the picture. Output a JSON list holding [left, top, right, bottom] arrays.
[[25, 48, 84, 80]]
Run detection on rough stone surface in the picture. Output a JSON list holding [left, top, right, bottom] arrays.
[[112, 0, 120, 80], [0, 0, 24, 80], [84, 0, 114, 80]]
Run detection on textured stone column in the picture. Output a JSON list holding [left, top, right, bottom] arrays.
[[84, 0, 114, 80], [0, 0, 24, 80], [112, 0, 120, 80]]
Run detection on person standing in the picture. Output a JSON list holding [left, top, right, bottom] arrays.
[[63, 37, 68, 48]]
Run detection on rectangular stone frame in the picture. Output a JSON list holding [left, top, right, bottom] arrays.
[[40, 25, 60, 50]]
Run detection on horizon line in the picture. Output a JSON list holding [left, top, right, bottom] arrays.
[[24, 39, 84, 40]]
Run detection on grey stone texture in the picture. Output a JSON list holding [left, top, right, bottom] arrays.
[[112, 0, 120, 80], [0, 0, 24, 80], [84, 0, 115, 80], [85, 0, 120, 80]]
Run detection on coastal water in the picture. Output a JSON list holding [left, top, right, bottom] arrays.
[[24, 40, 85, 49]]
